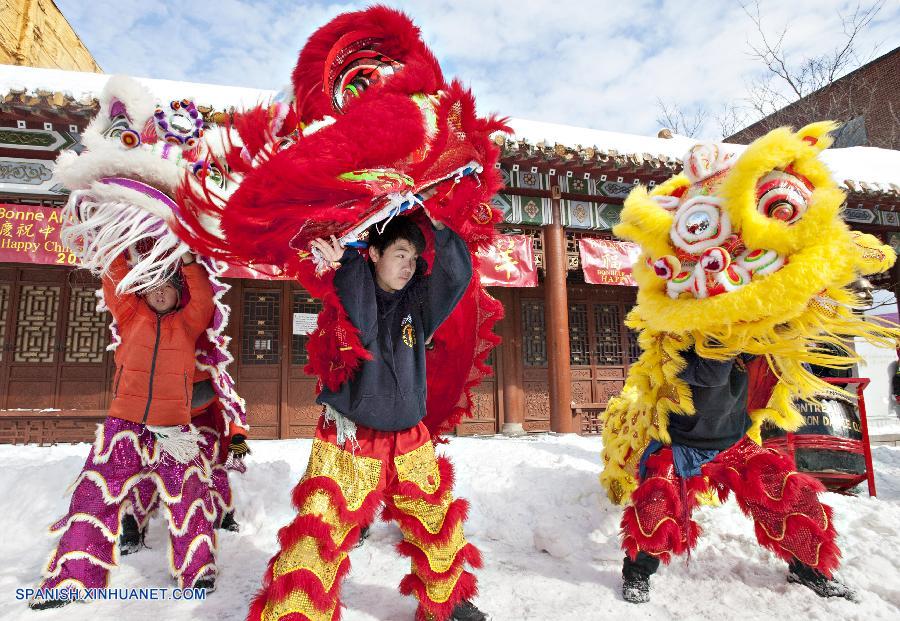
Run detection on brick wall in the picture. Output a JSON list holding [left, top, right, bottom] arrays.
[[728, 48, 900, 150]]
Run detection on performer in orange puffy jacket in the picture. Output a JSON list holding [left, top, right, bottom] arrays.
[[31, 252, 222, 610]]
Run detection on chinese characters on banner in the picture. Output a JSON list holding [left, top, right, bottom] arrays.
[[578, 237, 641, 286], [0, 204, 78, 266], [476, 234, 537, 287]]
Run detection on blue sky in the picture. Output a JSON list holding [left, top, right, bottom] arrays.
[[57, 0, 900, 139]]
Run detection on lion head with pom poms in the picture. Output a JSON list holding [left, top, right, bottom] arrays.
[[600, 122, 899, 504]]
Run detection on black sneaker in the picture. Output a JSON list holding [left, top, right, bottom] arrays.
[[622, 574, 650, 604], [451, 599, 487, 621], [29, 598, 71, 611], [193, 577, 216, 593], [355, 525, 371, 548], [218, 510, 240, 532], [119, 514, 145, 555], [787, 560, 857, 601]]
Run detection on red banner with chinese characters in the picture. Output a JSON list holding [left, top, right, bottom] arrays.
[[0, 203, 290, 277], [578, 237, 641, 286], [476, 234, 537, 287], [0, 204, 79, 266]]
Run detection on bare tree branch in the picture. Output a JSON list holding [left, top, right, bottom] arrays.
[[731, 0, 884, 139], [655, 98, 707, 138]]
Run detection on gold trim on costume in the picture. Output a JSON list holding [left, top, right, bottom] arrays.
[[392, 493, 452, 534], [414, 564, 464, 604], [272, 535, 344, 589], [305, 439, 382, 511], [300, 489, 357, 547], [403, 521, 468, 574], [394, 442, 441, 494], [262, 589, 337, 621]]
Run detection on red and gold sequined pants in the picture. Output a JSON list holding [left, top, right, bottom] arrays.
[[621, 437, 841, 577], [248, 417, 481, 621]]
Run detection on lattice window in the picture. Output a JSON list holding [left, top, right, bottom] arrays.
[[0, 284, 9, 361], [593, 304, 622, 365], [521, 300, 547, 367], [568, 303, 589, 365], [627, 329, 641, 364], [14, 285, 60, 363], [242, 291, 280, 365], [64, 286, 108, 363], [292, 291, 321, 366], [581, 409, 604, 435]]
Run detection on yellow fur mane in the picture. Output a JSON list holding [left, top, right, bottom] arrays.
[[600, 122, 900, 504]]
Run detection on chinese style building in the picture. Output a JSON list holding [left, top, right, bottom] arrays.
[[2, 65, 900, 444]]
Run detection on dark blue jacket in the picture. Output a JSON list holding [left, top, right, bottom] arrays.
[[667, 349, 752, 450], [316, 226, 472, 431]]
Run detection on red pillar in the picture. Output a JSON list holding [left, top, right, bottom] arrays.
[[498, 289, 526, 435], [544, 191, 574, 433]]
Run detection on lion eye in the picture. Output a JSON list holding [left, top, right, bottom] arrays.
[[756, 170, 812, 224]]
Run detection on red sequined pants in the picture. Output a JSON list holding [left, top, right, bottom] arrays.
[[621, 437, 841, 577], [247, 417, 481, 621]]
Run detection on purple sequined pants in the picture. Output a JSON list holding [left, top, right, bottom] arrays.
[[129, 405, 242, 528], [39, 416, 218, 590]]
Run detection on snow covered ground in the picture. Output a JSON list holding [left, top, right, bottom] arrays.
[[2, 434, 899, 621]]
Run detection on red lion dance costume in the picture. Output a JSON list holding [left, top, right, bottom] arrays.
[[173, 7, 506, 621]]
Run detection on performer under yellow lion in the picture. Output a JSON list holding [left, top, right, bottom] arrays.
[[600, 121, 899, 604]]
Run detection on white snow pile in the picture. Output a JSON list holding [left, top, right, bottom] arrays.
[[1, 434, 899, 620]]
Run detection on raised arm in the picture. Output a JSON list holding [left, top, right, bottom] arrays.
[[180, 254, 215, 337], [312, 236, 379, 347], [101, 254, 139, 324], [424, 225, 473, 339]]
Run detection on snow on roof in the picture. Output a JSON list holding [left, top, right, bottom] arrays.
[[3, 64, 899, 194], [0, 64, 275, 111], [506, 117, 900, 196]]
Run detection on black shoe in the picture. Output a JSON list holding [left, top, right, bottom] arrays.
[[218, 510, 240, 532], [451, 600, 487, 621], [119, 514, 145, 555], [193, 577, 216, 593], [29, 598, 71, 611], [788, 560, 857, 601], [622, 574, 650, 604], [355, 525, 371, 548]]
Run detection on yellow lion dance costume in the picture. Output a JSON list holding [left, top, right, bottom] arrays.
[[604, 122, 897, 603]]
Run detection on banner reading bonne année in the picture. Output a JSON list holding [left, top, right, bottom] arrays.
[[0, 204, 78, 266]]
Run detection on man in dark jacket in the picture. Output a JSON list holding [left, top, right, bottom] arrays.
[[250, 215, 486, 621], [621, 349, 856, 605]]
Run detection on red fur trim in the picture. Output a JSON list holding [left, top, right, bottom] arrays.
[[290, 475, 382, 524], [753, 505, 841, 578], [705, 446, 827, 513], [303, 294, 373, 392], [400, 570, 478, 621], [386, 498, 471, 546], [702, 441, 841, 576], [247, 556, 350, 621], [276, 515, 362, 563], [620, 474, 705, 561], [292, 6, 444, 124], [396, 541, 483, 581]]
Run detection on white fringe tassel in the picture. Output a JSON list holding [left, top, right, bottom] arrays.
[[61, 193, 187, 296], [147, 425, 204, 464]]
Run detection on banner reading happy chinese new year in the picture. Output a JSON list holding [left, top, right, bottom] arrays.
[[476, 234, 537, 287], [0, 204, 79, 266], [578, 237, 641, 286]]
